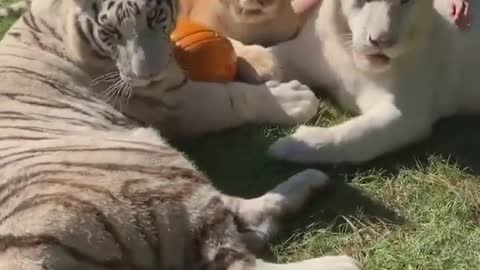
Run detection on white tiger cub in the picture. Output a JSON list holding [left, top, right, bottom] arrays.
[[239, 0, 480, 164], [8, 0, 319, 137], [0, 0, 361, 269]]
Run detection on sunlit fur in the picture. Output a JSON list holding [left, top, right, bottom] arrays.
[[23, 0, 321, 137], [239, 0, 480, 164], [0, 0, 365, 269]]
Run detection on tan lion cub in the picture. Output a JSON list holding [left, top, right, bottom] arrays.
[[179, 0, 323, 82], [179, 0, 302, 47]]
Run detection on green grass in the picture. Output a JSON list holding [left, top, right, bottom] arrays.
[[0, 15, 16, 38], [2, 7, 480, 269], [0, 0, 17, 6], [177, 111, 480, 270], [0, 0, 17, 39]]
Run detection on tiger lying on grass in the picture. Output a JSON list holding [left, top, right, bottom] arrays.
[[0, 0, 360, 269]]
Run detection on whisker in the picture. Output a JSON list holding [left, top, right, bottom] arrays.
[[91, 71, 120, 86], [118, 83, 130, 110], [101, 79, 123, 103], [339, 32, 353, 48]]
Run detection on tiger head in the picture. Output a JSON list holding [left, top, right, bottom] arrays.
[[334, 0, 435, 74], [73, 0, 180, 88]]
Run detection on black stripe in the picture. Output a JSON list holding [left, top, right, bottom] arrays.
[[39, 18, 63, 41], [22, 12, 41, 33], [116, 2, 126, 24], [105, 138, 171, 149], [92, 2, 100, 23], [0, 66, 96, 102], [0, 193, 144, 269], [0, 169, 104, 195], [0, 233, 123, 268], [74, 15, 110, 60], [74, 16, 90, 45], [7, 32, 21, 38], [132, 2, 140, 15], [0, 136, 54, 141], [29, 30, 46, 48], [164, 0, 176, 17], [29, 112, 110, 129], [85, 18, 110, 56], [107, 1, 115, 11], [0, 178, 120, 210], [21, 161, 208, 182], [0, 126, 68, 135], [0, 116, 46, 122], [0, 177, 167, 270], [0, 53, 74, 73], [0, 146, 174, 168], [0, 146, 17, 152], [0, 153, 45, 170], [120, 179, 162, 268], [1, 94, 97, 118], [0, 79, 130, 127]]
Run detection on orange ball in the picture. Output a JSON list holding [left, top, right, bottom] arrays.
[[170, 19, 237, 83]]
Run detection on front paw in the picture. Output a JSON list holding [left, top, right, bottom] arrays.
[[267, 80, 319, 124], [236, 45, 283, 83], [268, 125, 338, 163], [299, 256, 362, 270]]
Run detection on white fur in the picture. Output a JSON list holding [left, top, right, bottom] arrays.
[[237, 0, 480, 164], [254, 256, 361, 270], [223, 169, 361, 270], [0, 1, 360, 268], [146, 79, 319, 136]]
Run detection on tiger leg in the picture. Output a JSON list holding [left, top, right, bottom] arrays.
[[206, 172, 361, 270], [159, 80, 318, 136], [221, 169, 328, 251], [207, 250, 362, 270], [229, 38, 284, 84], [251, 256, 362, 270]]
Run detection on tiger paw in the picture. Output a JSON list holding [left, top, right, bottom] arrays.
[[259, 80, 319, 124], [295, 256, 362, 270], [236, 44, 283, 83]]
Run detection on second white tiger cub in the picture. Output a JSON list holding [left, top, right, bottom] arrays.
[[241, 0, 480, 164]]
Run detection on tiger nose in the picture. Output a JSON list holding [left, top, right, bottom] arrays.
[[368, 34, 396, 49]]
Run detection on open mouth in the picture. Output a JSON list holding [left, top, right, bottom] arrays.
[[120, 73, 165, 89], [365, 53, 391, 66], [235, 7, 265, 16], [243, 8, 263, 15]]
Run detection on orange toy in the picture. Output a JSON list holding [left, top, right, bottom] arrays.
[[170, 19, 237, 83]]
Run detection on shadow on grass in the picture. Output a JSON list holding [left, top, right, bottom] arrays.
[[337, 115, 480, 176], [171, 114, 480, 246]]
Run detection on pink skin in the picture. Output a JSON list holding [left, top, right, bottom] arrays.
[[451, 0, 470, 30], [292, 0, 471, 30], [291, 0, 321, 15]]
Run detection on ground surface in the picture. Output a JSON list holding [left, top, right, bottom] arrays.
[[1, 3, 480, 269]]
